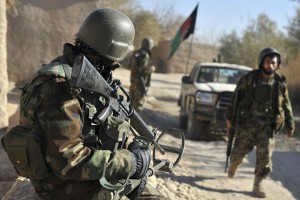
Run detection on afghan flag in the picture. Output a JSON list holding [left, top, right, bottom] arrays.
[[168, 4, 198, 59]]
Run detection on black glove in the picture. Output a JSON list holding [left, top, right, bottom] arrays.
[[127, 137, 151, 200], [128, 137, 151, 179]]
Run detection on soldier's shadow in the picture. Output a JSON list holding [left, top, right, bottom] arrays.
[[156, 173, 255, 197]]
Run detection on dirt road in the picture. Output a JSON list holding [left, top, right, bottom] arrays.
[[125, 69, 300, 200], [1, 68, 300, 199]]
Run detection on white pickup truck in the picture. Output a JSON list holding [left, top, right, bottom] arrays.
[[178, 62, 252, 140]]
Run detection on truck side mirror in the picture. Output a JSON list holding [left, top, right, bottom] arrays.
[[182, 76, 192, 84]]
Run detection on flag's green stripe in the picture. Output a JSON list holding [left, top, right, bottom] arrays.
[[168, 30, 182, 59]]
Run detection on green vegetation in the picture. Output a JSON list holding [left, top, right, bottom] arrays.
[[7, 0, 300, 108], [130, 10, 161, 48], [219, 12, 300, 108], [124, 1, 184, 47], [127, 0, 300, 107]]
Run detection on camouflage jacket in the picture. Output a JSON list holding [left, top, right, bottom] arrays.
[[129, 49, 152, 83], [225, 69, 295, 131], [20, 44, 133, 198]]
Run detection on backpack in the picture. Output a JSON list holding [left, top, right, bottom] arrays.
[[1, 123, 52, 180], [1, 57, 71, 180]]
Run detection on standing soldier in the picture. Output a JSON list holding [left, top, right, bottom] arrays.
[[129, 38, 155, 112], [225, 47, 295, 198]]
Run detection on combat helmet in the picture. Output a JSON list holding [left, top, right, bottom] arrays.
[[258, 47, 281, 69], [141, 38, 154, 51], [76, 8, 135, 62]]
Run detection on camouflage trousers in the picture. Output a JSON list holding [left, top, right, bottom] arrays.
[[129, 82, 146, 113], [144, 73, 152, 87], [230, 121, 275, 179]]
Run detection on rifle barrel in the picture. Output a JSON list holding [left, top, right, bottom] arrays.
[[130, 111, 165, 154], [225, 157, 229, 173], [225, 127, 235, 173]]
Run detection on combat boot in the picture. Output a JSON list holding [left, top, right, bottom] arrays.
[[227, 164, 238, 178], [253, 176, 266, 198]]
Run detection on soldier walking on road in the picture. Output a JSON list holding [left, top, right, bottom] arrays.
[[129, 38, 155, 112], [225, 47, 295, 198]]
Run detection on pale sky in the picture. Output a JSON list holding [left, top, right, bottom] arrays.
[[137, 0, 298, 44]]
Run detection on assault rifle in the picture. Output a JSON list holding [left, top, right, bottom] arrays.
[[138, 72, 148, 95], [225, 125, 235, 173], [70, 54, 164, 153], [70, 54, 185, 199], [224, 90, 239, 173]]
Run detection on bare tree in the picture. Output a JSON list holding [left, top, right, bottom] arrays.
[[132, 10, 161, 48], [288, 8, 300, 41], [151, 4, 184, 41]]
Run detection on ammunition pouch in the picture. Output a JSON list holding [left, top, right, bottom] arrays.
[[254, 84, 272, 103], [1, 125, 52, 180], [100, 115, 130, 151], [107, 116, 130, 140]]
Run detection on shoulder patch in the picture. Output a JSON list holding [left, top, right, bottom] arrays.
[[37, 62, 72, 79]]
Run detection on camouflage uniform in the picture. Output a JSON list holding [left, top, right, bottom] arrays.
[[129, 49, 152, 112], [11, 8, 164, 199], [226, 69, 295, 187], [18, 44, 134, 199]]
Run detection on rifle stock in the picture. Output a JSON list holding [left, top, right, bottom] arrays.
[[70, 54, 115, 98]]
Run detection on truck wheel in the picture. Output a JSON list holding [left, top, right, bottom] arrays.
[[186, 113, 213, 141], [179, 115, 187, 129], [186, 112, 201, 140]]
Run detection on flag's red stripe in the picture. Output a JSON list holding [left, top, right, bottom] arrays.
[[168, 4, 198, 59], [180, 17, 192, 41]]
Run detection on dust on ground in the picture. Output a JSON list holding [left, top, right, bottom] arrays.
[[1, 68, 300, 199]]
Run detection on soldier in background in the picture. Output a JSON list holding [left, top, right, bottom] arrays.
[[225, 47, 295, 198], [129, 38, 155, 112]]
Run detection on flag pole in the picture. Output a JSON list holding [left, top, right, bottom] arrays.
[[185, 32, 195, 75]]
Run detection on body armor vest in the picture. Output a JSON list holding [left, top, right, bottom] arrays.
[[250, 77, 275, 118]]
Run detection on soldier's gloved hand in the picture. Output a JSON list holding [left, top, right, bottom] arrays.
[[150, 65, 156, 73], [128, 137, 151, 179], [127, 137, 151, 200], [286, 128, 294, 137]]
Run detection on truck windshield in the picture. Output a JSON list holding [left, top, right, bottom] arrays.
[[197, 67, 249, 84]]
